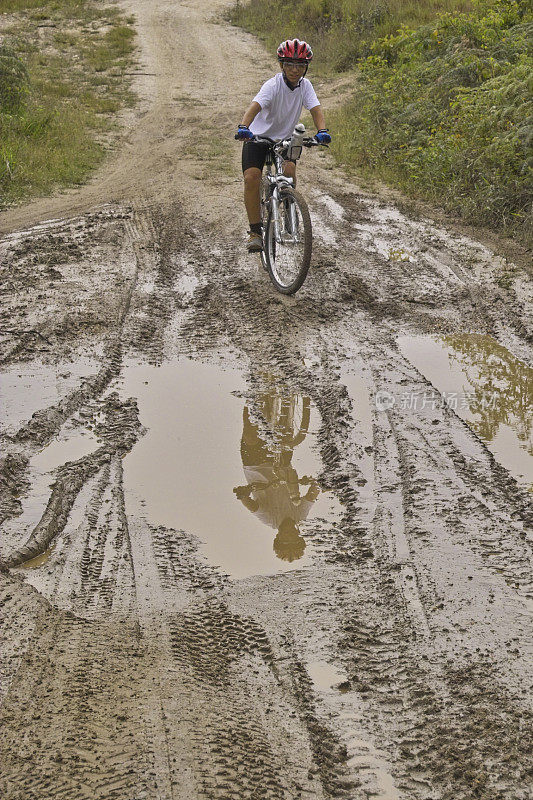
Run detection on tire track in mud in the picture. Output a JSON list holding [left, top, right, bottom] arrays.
[[0, 0, 529, 793], [76, 455, 137, 616], [311, 185, 532, 347], [11, 221, 137, 450], [167, 602, 292, 800], [146, 524, 355, 798], [0, 206, 362, 800], [336, 570, 533, 800], [1, 174, 532, 800], [0, 576, 155, 800], [2, 394, 142, 568], [0, 207, 157, 567], [0, 209, 157, 786]]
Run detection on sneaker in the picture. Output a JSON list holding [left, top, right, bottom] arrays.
[[247, 231, 263, 252]]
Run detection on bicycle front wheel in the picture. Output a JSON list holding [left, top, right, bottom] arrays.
[[264, 188, 312, 295], [259, 176, 270, 272]]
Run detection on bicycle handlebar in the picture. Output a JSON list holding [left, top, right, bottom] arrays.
[[234, 133, 328, 148]]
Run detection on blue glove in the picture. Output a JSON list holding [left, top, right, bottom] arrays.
[[315, 129, 331, 144], [236, 125, 254, 141]]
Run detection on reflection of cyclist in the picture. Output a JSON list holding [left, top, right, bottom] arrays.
[[233, 402, 320, 562], [274, 518, 306, 563], [236, 39, 331, 253]]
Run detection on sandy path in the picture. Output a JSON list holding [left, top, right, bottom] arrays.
[[0, 0, 270, 234], [0, 1, 532, 799]]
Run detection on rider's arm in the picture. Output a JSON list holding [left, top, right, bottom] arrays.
[[237, 494, 260, 512], [304, 484, 320, 502], [233, 485, 260, 512], [310, 104, 326, 133], [240, 101, 262, 128]]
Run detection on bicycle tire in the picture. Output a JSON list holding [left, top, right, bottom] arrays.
[[264, 188, 312, 295], [289, 395, 311, 447], [263, 393, 311, 449], [259, 176, 270, 273]]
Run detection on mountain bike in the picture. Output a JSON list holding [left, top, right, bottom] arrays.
[[238, 127, 327, 294]]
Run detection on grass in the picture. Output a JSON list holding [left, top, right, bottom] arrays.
[[227, 0, 474, 73], [228, 0, 532, 243], [0, 0, 136, 206]]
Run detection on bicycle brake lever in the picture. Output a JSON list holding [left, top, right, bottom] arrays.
[[303, 139, 328, 148]]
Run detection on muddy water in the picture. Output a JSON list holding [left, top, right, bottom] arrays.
[[121, 358, 342, 578], [340, 368, 376, 516], [31, 429, 100, 472], [307, 660, 347, 693], [398, 334, 533, 486], [0, 357, 101, 432], [19, 545, 56, 570], [0, 423, 100, 563]]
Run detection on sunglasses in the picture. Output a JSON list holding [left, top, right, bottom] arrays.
[[282, 61, 307, 71]]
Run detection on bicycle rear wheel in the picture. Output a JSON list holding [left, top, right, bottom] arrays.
[[264, 188, 312, 294]]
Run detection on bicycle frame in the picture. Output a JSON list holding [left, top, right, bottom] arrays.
[[262, 140, 297, 244]]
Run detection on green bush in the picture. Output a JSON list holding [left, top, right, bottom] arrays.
[[0, 43, 29, 113], [331, 0, 532, 238]]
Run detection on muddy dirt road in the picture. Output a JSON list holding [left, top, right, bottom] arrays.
[[1, 1, 532, 798]]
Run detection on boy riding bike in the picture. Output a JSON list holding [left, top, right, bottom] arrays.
[[236, 39, 331, 252]]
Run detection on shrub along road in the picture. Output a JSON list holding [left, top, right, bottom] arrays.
[[0, 0, 531, 798]]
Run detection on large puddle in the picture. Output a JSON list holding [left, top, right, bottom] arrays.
[[121, 359, 342, 578], [398, 334, 532, 487]]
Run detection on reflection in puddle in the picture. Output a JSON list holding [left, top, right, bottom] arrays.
[[122, 359, 342, 578], [398, 334, 532, 486], [235, 387, 318, 563]]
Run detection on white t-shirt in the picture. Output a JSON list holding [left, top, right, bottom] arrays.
[[250, 72, 320, 140], [243, 464, 315, 530]]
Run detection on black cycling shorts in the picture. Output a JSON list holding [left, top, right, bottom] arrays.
[[241, 140, 296, 172], [241, 140, 270, 173]]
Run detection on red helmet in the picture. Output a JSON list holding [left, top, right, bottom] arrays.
[[277, 39, 313, 63]]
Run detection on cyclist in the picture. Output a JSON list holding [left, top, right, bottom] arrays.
[[236, 39, 331, 252]]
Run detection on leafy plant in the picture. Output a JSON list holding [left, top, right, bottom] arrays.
[[331, 0, 532, 239]]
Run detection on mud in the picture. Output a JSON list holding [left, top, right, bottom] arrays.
[[0, 0, 532, 798]]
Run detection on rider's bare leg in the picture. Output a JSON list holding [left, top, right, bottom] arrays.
[[283, 160, 296, 186], [243, 167, 262, 226]]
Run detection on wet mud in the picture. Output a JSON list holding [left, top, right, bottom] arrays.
[[1, 0, 532, 798]]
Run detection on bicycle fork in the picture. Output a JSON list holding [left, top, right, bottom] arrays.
[[269, 177, 294, 243]]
